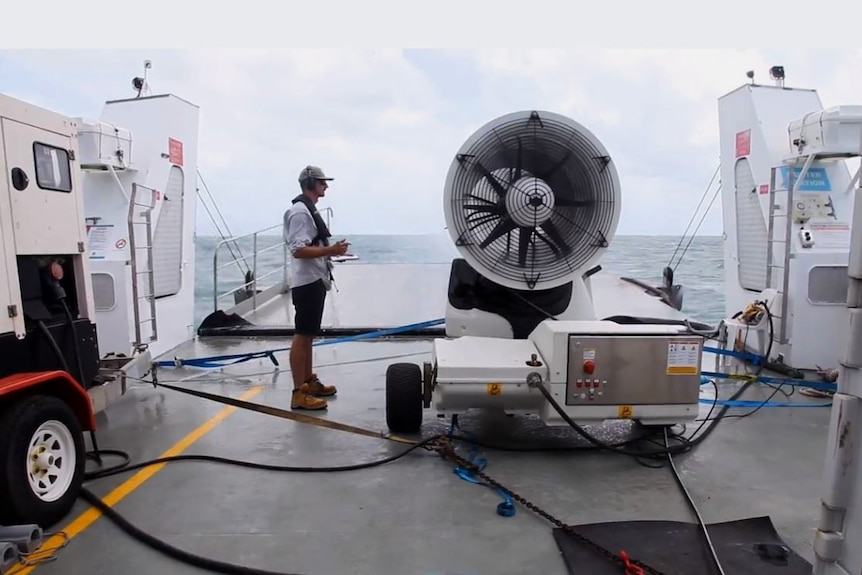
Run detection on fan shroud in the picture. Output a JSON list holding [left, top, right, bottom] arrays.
[[443, 110, 621, 292]]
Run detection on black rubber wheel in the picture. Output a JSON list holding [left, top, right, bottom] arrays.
[[0, 394, 86, 528], [385, 363, 423, 434]]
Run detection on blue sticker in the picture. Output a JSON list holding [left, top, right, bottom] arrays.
[[779, 165, 832, 191]]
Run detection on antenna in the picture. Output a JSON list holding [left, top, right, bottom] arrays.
[[746, 70, 755, 85], [132, 60, 152, 98]]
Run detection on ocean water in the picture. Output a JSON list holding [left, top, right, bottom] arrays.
[[194, 234, 726, 329]]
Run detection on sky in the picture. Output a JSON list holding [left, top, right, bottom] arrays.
[[2, 7, 862, 239]]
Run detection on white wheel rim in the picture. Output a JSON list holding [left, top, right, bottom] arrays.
[[26, 420, 76, 503]]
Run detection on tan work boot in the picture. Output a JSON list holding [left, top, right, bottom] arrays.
[[305, 373, 337, 397], [291, 384, 328, 410]]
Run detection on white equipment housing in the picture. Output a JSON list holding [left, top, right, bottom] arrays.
[[432, 320, 702, 426], [76, 94, 200, 360], [0, 94, 95, 339], [384, 109, 702, 433], [441, 110, 622, 339], [718, 83, 862, 372]]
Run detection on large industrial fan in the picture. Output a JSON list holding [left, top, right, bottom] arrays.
[[384, 110, 702, 435], [442, 110, 622, 339]]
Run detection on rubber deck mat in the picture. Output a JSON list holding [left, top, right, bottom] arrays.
[[552, 516, 812, 575]]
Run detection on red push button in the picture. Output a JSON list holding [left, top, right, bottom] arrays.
[[583, 360, 595, 374]]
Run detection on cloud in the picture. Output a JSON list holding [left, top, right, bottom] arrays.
[[1, 48, 861, 240], [467, 49, 862, 235]]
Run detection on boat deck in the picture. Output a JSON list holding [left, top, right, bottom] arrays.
[[24, 264, 835, 575], [212, 262, 696, 334]]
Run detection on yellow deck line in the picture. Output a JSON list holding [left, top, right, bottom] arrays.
[[18, 384, 265, 574]]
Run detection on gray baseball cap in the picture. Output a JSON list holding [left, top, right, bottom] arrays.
[[299, 165, 334, 183]]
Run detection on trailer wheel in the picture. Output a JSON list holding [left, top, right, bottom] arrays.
[[0, 395, 86, 528], [386, 363, 423, 434]]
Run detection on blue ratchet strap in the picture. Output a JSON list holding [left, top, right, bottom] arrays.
[[449, 426, 515, 517], [702, 345, 765, 365], [699, 397, 832, 408], [699, 373, 834, 407], [157, 318, 445, 368], [700, 370, 838, 393]]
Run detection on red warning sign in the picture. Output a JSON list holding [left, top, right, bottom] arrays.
[[168, 138, 184, 166], [735, 130, 751, 158]]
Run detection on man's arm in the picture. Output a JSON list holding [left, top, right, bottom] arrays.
[[285, 208, 331, 259]]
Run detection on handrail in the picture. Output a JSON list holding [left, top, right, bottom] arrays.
[[211, 205, 335, 313], [212, 223, 287, 312]]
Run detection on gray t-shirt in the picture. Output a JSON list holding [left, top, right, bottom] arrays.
[[283, 201, 329, 289]]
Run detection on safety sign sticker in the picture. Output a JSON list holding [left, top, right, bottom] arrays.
[[86, 224, 114, 260], [666, 339, 700, 375]]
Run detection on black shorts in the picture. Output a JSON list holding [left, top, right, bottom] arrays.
[[291, 279, 327, 336]]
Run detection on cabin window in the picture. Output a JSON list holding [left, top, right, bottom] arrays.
[[151, 165, 185, 298], [32, 142, 72, 193], [808, 265, 849, 305], [91, 272, 117, 311], [734, 157, 768, 291]]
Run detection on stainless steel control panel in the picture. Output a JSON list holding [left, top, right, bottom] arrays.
[[565, 334, 703, 406]]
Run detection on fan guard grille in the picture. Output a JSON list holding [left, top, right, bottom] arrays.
[[444, 110, 621, 291]]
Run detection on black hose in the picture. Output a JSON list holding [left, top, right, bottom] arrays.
[[78, 435, 450, 575], [529, 299, 782, 458], [529, 380, 740, 459], [36, 320, 71, 373], [59, 299, 88, 388], [78, 487, 308, 575], [84, 435, 443, 481]]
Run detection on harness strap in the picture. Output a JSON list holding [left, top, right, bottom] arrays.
[[153, 380, 417, 445]]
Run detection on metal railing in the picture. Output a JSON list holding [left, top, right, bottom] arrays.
[[212, 224, 287, 312], [211, 208, 333, 313]]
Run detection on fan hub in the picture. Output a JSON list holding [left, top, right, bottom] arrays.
[[505, 175, 555, 228]]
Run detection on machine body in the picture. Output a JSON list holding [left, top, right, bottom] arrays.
[[383, 109, 704, 434], [430, 320, 703, 426]]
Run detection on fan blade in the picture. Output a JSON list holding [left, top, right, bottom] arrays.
[[479, 217, 517, 248], [554, 196, 593, 208], [473, 160, 508, 198], [465, 203, 506, 215], [518, 226, 531, 267], [539, 220, 572, 255], [514, 137, 523, 181], [534, 231, 560, 255], [466, 193, 497, 205], [466, 212, 500, 230], [537, 150, 571, 180]]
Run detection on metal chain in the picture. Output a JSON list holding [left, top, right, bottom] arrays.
[[425, 436, 667, 575]]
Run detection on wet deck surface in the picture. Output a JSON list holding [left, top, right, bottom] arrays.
[[34, 335, 833, 575]]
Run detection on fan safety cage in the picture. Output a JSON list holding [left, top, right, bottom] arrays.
[[444, 110, 620, 291]]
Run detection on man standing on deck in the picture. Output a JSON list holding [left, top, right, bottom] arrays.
[[284, 165, 350, 410]]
